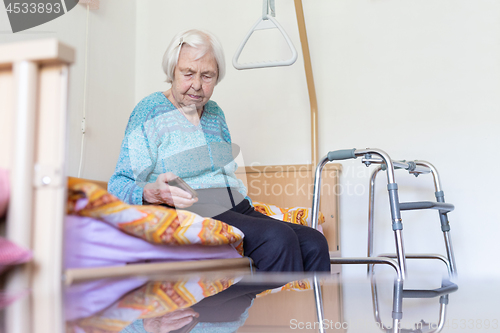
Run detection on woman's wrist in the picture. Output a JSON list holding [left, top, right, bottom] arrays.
[[142, 183, 155, 204], [142, 182, 163, 205]]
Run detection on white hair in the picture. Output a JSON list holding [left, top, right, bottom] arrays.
[[162, 29, 226, 84]]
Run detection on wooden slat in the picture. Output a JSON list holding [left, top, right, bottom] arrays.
[[5, 61, 39, 333], [30, 64, 69, 333], [0, 39, 74, 70], [65, 257, 253, 285]]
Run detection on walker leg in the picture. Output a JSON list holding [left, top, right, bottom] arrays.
[[416, 160, 458, 276], [313, 274, 325, 333], [443, 231, 457, 277], [435, 191, 457, 276], [387, 182, 407, 280], [368, 167, 383, 276], [391, 279, 404, 333]]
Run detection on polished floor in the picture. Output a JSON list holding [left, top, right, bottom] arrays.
[[2, 265, 497, 333]]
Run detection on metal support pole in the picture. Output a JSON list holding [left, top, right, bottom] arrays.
[[313, 274, 325, 333], [416, 161, 457, 276], [355, 149, 407, 280], [311, 156, 329, 230]]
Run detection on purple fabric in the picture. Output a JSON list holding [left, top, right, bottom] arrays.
[[0, 236, 32, 273], [0, 289, 29, 310], [64, 215, 242, 269], [64, 277, 148, 321]]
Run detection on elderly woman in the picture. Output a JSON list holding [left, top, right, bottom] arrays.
[[109, 29, 330, 272]]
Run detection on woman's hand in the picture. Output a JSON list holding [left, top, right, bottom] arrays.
[[143, 172, 198, 208]]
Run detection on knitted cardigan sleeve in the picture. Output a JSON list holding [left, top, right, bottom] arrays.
[[108, 97, 161, 205]]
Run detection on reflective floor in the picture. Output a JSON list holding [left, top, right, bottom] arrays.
[[2, 268, 499, 333]]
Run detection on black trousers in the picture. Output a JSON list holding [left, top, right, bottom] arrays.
[[191, 282, 286, 323], [183, 188, 331, 272]]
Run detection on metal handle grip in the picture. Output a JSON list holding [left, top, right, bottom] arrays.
[[327, 148, 357, 161]]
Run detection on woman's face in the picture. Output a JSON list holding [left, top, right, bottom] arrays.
[[171, 45, 218, 113]]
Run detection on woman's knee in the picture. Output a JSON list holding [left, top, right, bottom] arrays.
[[261, 222, 300, 249], [244, 222, 302, 258], [299, 228, 330, 254], [298, 228, 331, 271], [244, 222, 304, 271], [294, 224, 326, 242]]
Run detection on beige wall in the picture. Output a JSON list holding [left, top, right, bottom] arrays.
[[1, 0, 499, 282]]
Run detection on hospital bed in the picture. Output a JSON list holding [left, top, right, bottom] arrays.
[[66, 163, 342, 283], [0, 38, 343, 333]]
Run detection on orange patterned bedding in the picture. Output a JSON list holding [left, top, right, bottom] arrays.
[[66, 178, 325, 261], [67, 178, 244, 254]]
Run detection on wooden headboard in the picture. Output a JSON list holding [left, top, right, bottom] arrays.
[[236, 164, 341, 253]]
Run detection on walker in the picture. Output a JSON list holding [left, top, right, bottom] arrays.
[[310, 148, 458, 333]]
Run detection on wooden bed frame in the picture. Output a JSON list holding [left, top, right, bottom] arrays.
[[1, 38, 343, 333]]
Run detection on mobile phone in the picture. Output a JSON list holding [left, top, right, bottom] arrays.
[[168, 177, 198, 198]]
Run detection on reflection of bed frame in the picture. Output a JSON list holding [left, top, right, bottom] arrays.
[[1, 38, 344, 333]]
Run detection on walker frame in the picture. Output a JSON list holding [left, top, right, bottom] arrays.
[[310, 148, 458, 333]]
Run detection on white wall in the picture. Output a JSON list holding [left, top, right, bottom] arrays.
[[135, 0, 311, 166], [304, 0, 500, 281], [134, 0, 500, 281], [2, 1, 499, 282], [74, 0, 136, 181], [0, 0, 136, 182], [303, 1, 500, 322]]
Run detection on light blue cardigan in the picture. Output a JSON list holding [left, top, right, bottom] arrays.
[[108, 92, 247, 205]]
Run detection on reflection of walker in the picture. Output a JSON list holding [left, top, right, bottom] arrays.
[[371, 273, 457, 333], [310, 148, 458, 333]]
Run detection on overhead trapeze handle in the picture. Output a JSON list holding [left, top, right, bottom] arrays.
[[232, 14, 298, 70]]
